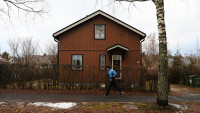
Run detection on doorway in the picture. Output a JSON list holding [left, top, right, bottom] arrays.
[[112, 55, 122, 79]]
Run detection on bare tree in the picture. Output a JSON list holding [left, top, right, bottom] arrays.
[[143, 33, 158, 70], [8, 37, 39, 64], [45, 42, 58, 64], [97, 0, 168, 106], [143, 33, 158, 55], [0, 0, 47, 22], [21, 37, 38, 64], [8, 37, 21, 59]]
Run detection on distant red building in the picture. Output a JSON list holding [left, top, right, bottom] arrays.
[[0, 57, 9, 64]]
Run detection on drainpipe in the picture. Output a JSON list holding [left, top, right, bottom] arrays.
[[140, 38, 145, 67], [54, 38, 59, 65], [54, 37, 59, 82], [140, 38, 145, 89]]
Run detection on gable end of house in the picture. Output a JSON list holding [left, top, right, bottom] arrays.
[[53, 10, 146, 40]]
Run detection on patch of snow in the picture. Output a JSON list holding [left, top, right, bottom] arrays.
[[131, 106, 138, 110], [183, 88, 189, 91], [30, 102, 76, 109], [170, 88, 179, 92], [17, 102, 24, 107], [188, 94, 200, 96], [33, 83, 39, 86], [0, 102, 5, 105], [170, 103, 181, 108], [169, 103, 188, 110], [82, 102, 91, 106], [123, 104, 138, 110]]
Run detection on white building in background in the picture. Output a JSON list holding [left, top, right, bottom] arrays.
[[9, 57, 15, 64]]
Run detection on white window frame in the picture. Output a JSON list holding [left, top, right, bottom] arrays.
[[100, 55, 106, 70], [94, 24, 105, 39], [72, 55, 83, 70]]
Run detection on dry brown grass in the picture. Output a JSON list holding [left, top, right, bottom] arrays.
[[1, 102, 199, 113]]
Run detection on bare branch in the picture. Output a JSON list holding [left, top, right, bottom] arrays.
[[116, 0, 150, 2], [8, 37, 39, 64], [8, 38, 20, 59], [1, 0, 47, 23], [45, 42, 58, 64], [3, 0, 44, 13]]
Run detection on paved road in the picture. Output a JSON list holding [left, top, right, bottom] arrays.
[[0, 92, 200, 103]]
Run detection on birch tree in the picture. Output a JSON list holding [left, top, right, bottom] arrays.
[[98, 0, 168, 106]]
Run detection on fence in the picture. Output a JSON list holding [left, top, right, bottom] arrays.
[[59, 65, 142, 90], [0, 64, 158, 91], [142, 68, 158, 92], [0, 64, 58, 90]]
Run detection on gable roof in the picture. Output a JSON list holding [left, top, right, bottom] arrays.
[[53, 10, 146, 39], [107, 44, 129, 52]]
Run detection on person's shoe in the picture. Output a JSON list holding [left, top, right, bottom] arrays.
[[105, 94, 109, 96], [120, 91, 124, 96]]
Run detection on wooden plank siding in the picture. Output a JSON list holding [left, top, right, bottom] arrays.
[[59, 15, 140, 51], [59, 50, 140, 82], [58, 15, 142, 83]]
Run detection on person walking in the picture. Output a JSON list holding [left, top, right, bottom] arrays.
[[105, 66, 123, 96]]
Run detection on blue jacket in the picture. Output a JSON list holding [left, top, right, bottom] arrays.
[[108, 69, 117, 81]]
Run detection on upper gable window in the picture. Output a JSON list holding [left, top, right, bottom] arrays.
[[95, 24, 105, 39]]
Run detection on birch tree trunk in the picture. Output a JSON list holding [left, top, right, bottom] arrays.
[[153, 0, 168, 106], [115, 0, 168, 106]]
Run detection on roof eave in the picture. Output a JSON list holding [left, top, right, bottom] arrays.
[[52, 10, 146, 38], [107, 44, 129, 52]]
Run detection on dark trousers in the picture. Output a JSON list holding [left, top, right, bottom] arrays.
[[106, 78, 121, 95]]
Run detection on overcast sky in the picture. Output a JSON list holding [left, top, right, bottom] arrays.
[[0, 0, 200, 56]]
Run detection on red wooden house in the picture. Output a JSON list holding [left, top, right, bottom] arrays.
[[53, 10, 146, 89]]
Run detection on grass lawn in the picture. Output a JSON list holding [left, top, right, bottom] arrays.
[[0, 102, 200, 113]]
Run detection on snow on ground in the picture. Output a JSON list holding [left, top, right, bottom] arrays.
[[169, 103, 188, 110], [0, 102, 5, 105], [188, 94, 200, 96], [170, 88, 179, 92], [30, 102, 76, 109], [123, 104, 138, 110]]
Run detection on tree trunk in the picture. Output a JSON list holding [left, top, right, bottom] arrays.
[[100, 0, 169, 106], [154, 0, 168, 106]]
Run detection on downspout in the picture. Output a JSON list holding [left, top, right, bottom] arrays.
[[140, 38, 145, 67], [140, 38, 145, 89], [54, 38, 59, 65], [54, 37, 59, 82]]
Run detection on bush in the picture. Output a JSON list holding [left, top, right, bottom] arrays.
[[0, 64, 13, 89]]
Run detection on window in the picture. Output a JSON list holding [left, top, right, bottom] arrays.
[[100, 55, 106, 70], [95, 24, 105, 39], [72, 55, 83, 70]]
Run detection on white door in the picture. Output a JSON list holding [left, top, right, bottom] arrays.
[[112, 55, 122, 79]]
